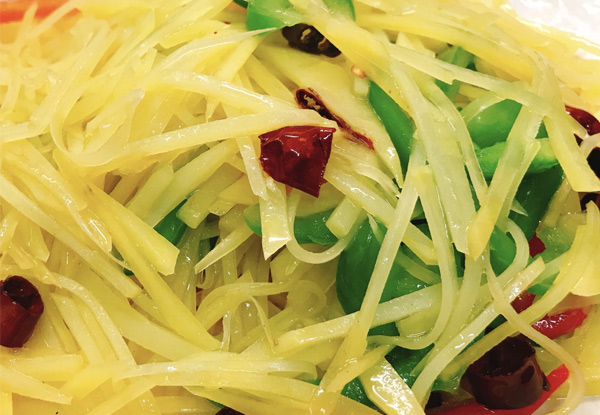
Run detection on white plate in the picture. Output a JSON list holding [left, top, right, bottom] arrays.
[[509, 0, 600, 45], [509, 2, 599, 414]]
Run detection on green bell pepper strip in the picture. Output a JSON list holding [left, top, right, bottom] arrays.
[[304, 377, 376, 409], [243, 204, 338, 244], [476, 138, 558, 179], [367, 47, 470, 175], [488, 166, 564, 323], [154, 201, 188, 247], [368, 81, 415, 175], [489, 227, 517, 275], [341, 378, 378, 409], [385, 345, 433, 387], [246, 0, 355, 31], [486, 164, 563, 297], [510, 164, 564, 240], [435, 46, 474, 101], [336, 219, 432, 336], [463, 99, 548, 148]]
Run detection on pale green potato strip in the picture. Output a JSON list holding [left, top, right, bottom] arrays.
[[360, 360, 425, 415], [0, 365, 71, 405], [0, 176, 141, 297]]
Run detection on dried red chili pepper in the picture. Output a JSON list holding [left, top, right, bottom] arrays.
[[281, 24, 341, 58], [566, 106, 600, 137], [0, 276, 44, 347], [259, 125, 336, 197], [465, 335, 548, 409], [565, 106, 600, 178], [433, 365, 568, 415], [580, 192, 600, 211], [296, 88, 374, 150]]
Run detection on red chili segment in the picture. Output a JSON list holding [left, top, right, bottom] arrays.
[[295, 89, 374, 150], [259, 125, 335, 197], [0, 0, 68, 23], [532, 308, 589, 339], [0, 275, 44, 347]]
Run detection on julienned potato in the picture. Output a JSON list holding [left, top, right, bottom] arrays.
[[0, 1, 599, 415]]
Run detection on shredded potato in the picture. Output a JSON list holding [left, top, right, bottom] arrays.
[[1, 1, 599, 415]]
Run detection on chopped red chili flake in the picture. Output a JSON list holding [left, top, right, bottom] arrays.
[[528, 234, 546, 257], [0, 276, 44, 348], [532, 308, 589, 339], [259, 125, 336, 197], [296, 89, 374, 150], [510, 291, 536, 314], [510, 292, 588, 339]]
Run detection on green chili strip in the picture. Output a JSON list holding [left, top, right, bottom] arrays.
[[510, 165, 564, 240], [368, 81, 414, 174], [463, 99, 548, 148], [246, 0, 354, 31], [244, 204, 338, 244], [476, 138, 558, 179], [154, 201, 188, 247], [436, 46, 474, 101]]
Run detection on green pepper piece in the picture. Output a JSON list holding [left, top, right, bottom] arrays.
[[489, 227, 517, 275], [528, 274, 559, 296], [154, 201, 188, 246], [323, 0, 356, 20], [341, 378, 378, 409], [476, 138, 558, 180], [436, 46, 474, 101], [510, 165, 564, 240], [464, 99, 548, 148], [368, 81, 414, 174], [246, 0, 292, 31], [244, 204, 262, 236], [305, 377, 376, 409], [336, 219, 430, 336], [246, 0, 355, 31], [243, 204, 338, 244], [386, 345, 433, 387], [487, 167, 564, 328]]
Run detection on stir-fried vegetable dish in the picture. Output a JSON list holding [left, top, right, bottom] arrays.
[[0, 1, 599, 414]]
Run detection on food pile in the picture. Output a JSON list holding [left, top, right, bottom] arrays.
[[0, 1, 599, 415]]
